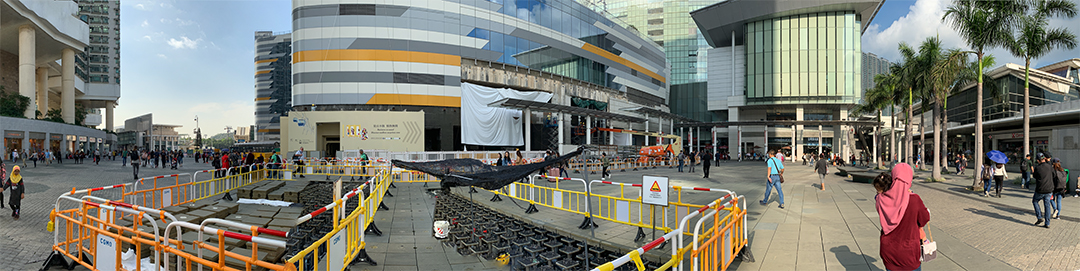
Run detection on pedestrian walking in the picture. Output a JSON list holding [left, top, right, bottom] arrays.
[[760, 150, 785, 209], [1032, 153, 1053, 228], [293, 148, 305, 178], [992, 163, 1008, 198], [689, 152, 696, 173], [130, 148, 141, 180], [0, 159, 5, 209], [815, 155, 829, 191], [3, 165, 26, 219], [601, 153, 611, 178], [1051, 158, 1066, 219], [873, 163, 930, 271], [1020, 154, 1033, 189], [701, 151, 712, 178], [981, 162, 994, 197], [677, 152, 686, 172]]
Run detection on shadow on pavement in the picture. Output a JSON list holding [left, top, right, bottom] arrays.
[[963, 208, 1030, 225], [828, 245, 883, 271]]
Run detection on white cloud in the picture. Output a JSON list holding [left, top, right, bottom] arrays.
[[134, 4, 147, 10], [166, 36, 201, 49], [175, 18, 196, 26], [142, 35, 152, 41], [141, 20, 149, 27], [157, 54, 167, 59], [862, 0, 1080, 68], [160, 18, 171, 24], [160, 2, 172, 8]]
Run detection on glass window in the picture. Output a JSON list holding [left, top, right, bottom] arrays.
[[808, 72, 818, 96], [799, 28, 808, 50], [808, 13, 816, 28], [808, 49, 817, 72]]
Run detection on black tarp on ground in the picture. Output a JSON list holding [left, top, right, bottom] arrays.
[[391, 147, 585, 190]]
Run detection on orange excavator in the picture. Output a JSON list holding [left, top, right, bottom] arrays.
[[593, 127, 682, 162]]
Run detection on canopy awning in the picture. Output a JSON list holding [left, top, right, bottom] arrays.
[[488, 98, 646, 123]]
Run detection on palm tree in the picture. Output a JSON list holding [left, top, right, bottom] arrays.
[[896, 43, 919, 165], [1006, 0, 1078, 161], [853, 73, 897, 167], [949, 55, 997, 170], [921, 37, 967, 181], [943, 0, 1025, 190]]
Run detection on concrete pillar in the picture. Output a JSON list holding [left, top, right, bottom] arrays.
[[644, 114, 650, 146], [795, 106, 804, 160], [106, 103, 114, 131], [652, 117, 660, 144], [712, 127, 717, 155], [764, 125, 769, 154], [557, 113, 564, 153], [585, 116, 592, 145], [680, 127, 684, 152], [839, 109, 849, 158], [524, 108, 531, 151], [818, 125, 824, 156], [37, 67, 48, 116], [62, 48, 76, 124], [19, 26, 37, 119], [737, 126, 742, 161], [608, 121, 614, 145], [873, 125, 879, 166], [791, 125, 796, 161]]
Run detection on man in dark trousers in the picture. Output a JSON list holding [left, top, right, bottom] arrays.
[[1032, 153, 1054, 228], [130, 147, 141, 180], [701, 151, 713, 178], [815, 154, 829, 191], [1021, 154, 1034, 189]]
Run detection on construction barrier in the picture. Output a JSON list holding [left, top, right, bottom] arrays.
[[124, 173, 191, 210], [588, 180, 672, 239], [286, 166, 393, 271], [46, 162, 397, 271], [594, 194, 749, 271]]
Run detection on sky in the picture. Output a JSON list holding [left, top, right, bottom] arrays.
[[110, 0, 1080, 136], [862, 0, 1080, 67], [113, 0, 291, 137]]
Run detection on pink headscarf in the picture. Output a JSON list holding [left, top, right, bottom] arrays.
[[877, 163, 913, 235]]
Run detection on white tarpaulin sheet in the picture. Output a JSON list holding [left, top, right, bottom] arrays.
[[613, 132, 632, 146], [461, 82, 553, 146]]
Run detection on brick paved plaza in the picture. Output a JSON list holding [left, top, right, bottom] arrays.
[[0, 158, 214, 270], [3, 158, 1078, 271]]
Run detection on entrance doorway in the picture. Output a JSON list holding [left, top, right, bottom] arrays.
[[324, 136, 340, 158]]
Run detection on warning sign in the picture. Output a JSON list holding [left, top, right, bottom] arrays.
[[642, 175, 669, 206]]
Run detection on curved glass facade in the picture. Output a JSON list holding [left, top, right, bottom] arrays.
[[291, 0, 668, 108], [745, 11, 861, 105]]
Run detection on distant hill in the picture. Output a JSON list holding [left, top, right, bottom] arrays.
[[210, 133, 233, 140]]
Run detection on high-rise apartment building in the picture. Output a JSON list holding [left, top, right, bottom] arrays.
[[861, 52, 890, 96], [75, 0, 121, 131], [580, 0, 715, 122], [254, 31, 292, 142]]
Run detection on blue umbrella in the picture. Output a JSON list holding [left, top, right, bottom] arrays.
[[986, 150, 1009, 164]]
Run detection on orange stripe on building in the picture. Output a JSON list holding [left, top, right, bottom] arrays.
[[255, 58, 278, 64], [580, 43, 666, 83], [256, 70, 271, 75], [255, 97, 270, 101], [257, 129, 280, 133], [366, 94, 461, 108], [293, 49, 461, 66]]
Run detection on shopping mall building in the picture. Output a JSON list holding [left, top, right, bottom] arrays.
[[0, 0, 115, 157], [687, 0, 884, 159], [284, 0, 681, 155], [914, 59, 1080, 171]]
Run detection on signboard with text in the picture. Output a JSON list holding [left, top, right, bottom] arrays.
[[642, 175, 669, 206], [286, 111, 424, 152]]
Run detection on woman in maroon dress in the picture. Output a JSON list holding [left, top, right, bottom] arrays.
[[874, 163, 930, 271]]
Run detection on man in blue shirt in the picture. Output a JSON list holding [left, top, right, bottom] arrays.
[[761, 150, 785, 209]]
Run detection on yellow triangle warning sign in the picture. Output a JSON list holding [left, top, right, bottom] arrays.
[[650, 181, 662, 192]]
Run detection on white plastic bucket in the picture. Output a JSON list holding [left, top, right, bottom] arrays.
[[433, 221, 450, 238]]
